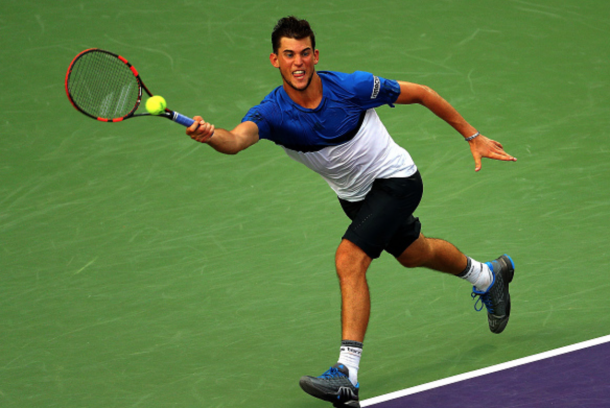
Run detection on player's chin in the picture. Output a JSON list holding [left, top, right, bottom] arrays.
[[291, 79, 310, 91]]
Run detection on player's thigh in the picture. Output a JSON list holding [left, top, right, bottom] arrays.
[[340, 173, 423, 259]]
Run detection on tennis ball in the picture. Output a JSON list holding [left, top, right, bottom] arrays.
[[145, 95, 167, 115]]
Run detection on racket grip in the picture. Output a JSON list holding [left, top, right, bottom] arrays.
[[171, 111, 196, 127]]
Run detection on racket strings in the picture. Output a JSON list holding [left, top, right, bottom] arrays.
[[67, 51, 140, 119]]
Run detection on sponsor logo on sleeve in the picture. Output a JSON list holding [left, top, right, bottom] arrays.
[[371, 76, 381, 99]]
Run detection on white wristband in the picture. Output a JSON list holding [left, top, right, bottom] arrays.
[[465, 132, 480, 142]]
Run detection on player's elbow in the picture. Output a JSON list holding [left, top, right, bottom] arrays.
[[211, 144, 242, 155], [416, 85, 438, 104], [218, 142, 255, 155]]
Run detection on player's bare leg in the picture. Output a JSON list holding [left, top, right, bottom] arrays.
[[396, 233, 467, 274], [300, 235, 515, 407], [299, 239, 370, 408], [335, 239, 372, 342], [397, 233, 515, 334]]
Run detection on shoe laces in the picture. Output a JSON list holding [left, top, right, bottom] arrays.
[[472, 290, 494, 313], [472, 265, 496, 313], [320, 365, 347, 379]]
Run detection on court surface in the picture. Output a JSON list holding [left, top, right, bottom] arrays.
[[364, 335, 610, 407], [2, 1, 609, 407]]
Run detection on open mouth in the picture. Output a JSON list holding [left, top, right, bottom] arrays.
[[293, 70, 306, 79]]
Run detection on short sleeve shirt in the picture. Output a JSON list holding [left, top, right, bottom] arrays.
[[241, 71, 416, 201], [242, 71, 401, 152]]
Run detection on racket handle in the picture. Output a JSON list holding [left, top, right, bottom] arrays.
[[170, 111, 196, 127]]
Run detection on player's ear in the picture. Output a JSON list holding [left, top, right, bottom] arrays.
[[270, 53, 280, 68], [313, 49, 319, 65]]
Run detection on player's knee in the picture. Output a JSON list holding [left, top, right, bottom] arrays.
[[396, 236, 431, 268], [397, 253, 425, 269], [335, 253, 362, 279], [335, 240, 371, 280]]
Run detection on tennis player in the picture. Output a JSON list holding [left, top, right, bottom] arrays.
[[187, 16, 517, 408]]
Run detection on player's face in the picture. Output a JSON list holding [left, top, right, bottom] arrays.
[[270, 37, 319, 92]]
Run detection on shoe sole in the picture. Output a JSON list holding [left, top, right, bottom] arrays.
[[299, 377, 360, 408], [489, 254, 515, 334]]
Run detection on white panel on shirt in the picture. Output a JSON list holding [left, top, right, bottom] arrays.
[[282, 109, 417, 202]]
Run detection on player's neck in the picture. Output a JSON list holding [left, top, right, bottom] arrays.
[[283, 72, 323, 109]]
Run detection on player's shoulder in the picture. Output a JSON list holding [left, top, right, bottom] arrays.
[[252, 86, 286, 113], [259, 85, 284, 103], [319, 70, 375, 84], [319, 70, 379, 99], [244, 85, 294, 126]]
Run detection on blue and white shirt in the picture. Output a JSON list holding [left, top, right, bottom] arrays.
[[242, 71, 417, 201]]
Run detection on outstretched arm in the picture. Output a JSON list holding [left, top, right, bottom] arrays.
[[186, 117, 260, 155], [395, 81, 517, 172]]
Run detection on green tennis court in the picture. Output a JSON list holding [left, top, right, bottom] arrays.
[[2, 1, 609, 407]]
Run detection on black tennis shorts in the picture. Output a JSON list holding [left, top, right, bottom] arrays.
[[339, 170, 423, 259]]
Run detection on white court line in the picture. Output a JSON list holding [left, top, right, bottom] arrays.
[[362, 334, 610, 407]]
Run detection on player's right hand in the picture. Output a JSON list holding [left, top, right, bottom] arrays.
[[187, 116, 215, 143]]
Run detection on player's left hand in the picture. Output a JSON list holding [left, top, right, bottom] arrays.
[[468, 134, 517, 172]]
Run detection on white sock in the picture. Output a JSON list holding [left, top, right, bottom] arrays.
[[338, 340, 362, 386], [459, 257, 493, 292]]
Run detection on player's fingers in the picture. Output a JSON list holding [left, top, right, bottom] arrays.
[[197, 125, 215, 144], [491, 139, 504, 150], [490, 146, 517, 160], [200, 121, 213, 135], [487, 150, 518, 164], [187, 116, 203, 135], [474, 155, 482, 172], [194, 122, 215, 143], [481, 138, 516, 161], [497, 153, 518, 162]]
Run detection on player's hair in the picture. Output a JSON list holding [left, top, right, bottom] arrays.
[[271, 16, 316, 54]]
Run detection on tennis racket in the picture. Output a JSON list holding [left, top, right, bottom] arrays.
[[65, 48, 195, 127]]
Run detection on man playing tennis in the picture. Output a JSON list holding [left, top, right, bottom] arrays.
[[187, 16, 517, 408]]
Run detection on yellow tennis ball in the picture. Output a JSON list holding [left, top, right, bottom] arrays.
[[145, 95, 167, 115]]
